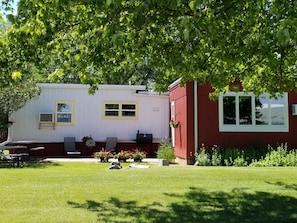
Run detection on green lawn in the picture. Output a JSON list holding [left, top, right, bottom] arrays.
[[0, 162, 297, 223]]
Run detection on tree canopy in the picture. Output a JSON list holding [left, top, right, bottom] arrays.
[[0, 11, 40, 128], [1, 0, 297, 96]]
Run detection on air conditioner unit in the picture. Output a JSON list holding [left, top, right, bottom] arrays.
[[39, 113, 54, 123]]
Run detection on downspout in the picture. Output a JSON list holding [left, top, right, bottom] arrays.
[[0, 126, 12, 146], [194, 81, 198, 154]]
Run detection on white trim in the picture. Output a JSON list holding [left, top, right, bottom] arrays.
[[38, 83, 146, 91], [169, 78, 182, 89], [170, 101, 176, 147], [219, 92, 289, 132], [170, 101, 175, 120], [133, 92, 169, 97], [194, 81, 198, 153]]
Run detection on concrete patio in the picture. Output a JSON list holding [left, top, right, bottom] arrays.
[[44, 157, 161, 164]]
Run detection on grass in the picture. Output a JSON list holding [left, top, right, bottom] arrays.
[[0, 162, 297, 223]]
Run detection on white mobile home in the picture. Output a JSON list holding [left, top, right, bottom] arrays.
[[9, 83, 169, 156]]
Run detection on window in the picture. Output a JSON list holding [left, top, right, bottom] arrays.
[[56, 101, 74, 125], [219, 92, 288, 132], [103, 101, 138, 119]]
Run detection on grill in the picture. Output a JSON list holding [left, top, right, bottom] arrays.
[[136, 133, 153, 144]]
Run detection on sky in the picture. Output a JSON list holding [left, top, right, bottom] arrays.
[[1, 0, 18, 18]]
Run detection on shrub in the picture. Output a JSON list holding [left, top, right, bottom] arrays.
[[224, 157, 233, 166], [221, 147, 267, 166], [233, 155, 248, 167], [194, 146, 210, 166], [250, 144, 297, 167], [211, 145, 222, 166], [221, 148, 242, 166], [193, 143, 297, 167], [157, 142, 176, 162]]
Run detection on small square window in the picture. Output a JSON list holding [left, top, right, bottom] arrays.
[[56, 101, 74, 125]]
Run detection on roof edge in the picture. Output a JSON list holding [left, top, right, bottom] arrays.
[[37, 83, 146, 91], [169, 78, 182, 89]]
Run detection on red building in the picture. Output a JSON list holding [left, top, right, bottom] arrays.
[[169, 80, 297, 164]]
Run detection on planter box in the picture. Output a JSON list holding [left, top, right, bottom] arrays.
[[158, 159, 169, 166]]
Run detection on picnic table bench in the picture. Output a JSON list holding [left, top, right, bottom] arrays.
[[0, 145, 28, 167]]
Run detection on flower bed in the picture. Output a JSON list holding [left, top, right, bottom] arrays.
[[131, 148, 147, 162], [115, 150, 132, 162], [94, 149, 113, 162], [94, 149, 147, 162]]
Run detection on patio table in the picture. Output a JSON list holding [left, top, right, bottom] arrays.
[[0, 145, 28, 167]]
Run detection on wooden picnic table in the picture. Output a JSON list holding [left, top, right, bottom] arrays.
[[0, 145, 28, 167], [0, 145, 27, 150]]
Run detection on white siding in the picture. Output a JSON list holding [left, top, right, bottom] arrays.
[[10, 84, 169, 143]]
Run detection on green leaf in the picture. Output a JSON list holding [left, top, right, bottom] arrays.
[[189, 1, 196, 10], [12, 71, 22, 80]]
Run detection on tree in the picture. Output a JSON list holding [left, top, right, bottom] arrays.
[[0, 17, 40, 130], [0, 81, 40, 127], [1, 0, 297, 96]]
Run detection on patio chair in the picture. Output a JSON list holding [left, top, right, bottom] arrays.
[[64, 137, 81, 156], [105, 137, 117, 153]]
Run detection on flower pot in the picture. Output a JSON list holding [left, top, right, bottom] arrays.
[[170, 123, 179, 128], [133, 158, 142, 162], [169, 120, 179, 128]]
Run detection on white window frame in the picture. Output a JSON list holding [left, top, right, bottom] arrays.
[[219, 92, 288, 132], [55, 101, 74, 125], [102, 101, 138, 120]]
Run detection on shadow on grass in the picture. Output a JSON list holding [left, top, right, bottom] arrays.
[[0, 160, 61, 168], [24, 161, 61, 168], [266, 181, 297, 191], [68, 185, 297, 223]]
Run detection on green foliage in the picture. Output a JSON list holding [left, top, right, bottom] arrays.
[[194, 146, 210, 166], [0, 81, 40, 128], [211, 146, 222, 166], [194, 145, 222, 166], [220, 147, 267, 166], [193, 144, 297, 167], [1, 1, 297, 94], [233, 156, 248, 167], [157, 142, 176, 162], [221, 148, 243, 166], [0, 18, 41, 127], [250, 144, 297, 167]]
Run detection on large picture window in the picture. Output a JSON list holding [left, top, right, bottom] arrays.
[[103, 101, 138, 119], [56, 101, 74, 125], [219, 93, 288, 132]]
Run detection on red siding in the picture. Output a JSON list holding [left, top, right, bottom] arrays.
[[8, 141, 160, 158], [198, 83, 297, 149], [170, 80, 297, 163], [169, 82, 195, 163]]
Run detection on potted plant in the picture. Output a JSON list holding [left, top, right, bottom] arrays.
[[131, 148, 147, 162], [94, 149, 113, 162], [116, 150, 132, 162], [169, 120, 179, 128], [157, 142, 176, 164]]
